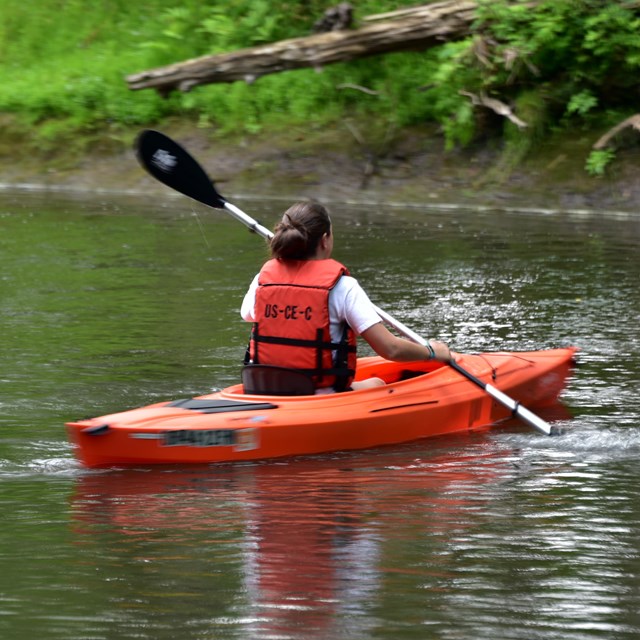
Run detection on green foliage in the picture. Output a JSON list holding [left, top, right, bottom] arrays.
[[471, 0, 640, 167], [586, 148, 615, 177], [0, 0, 639, 172], [137, 0, 307, 63], [566, 90, 598, 118], [475, 1, 640, 113]]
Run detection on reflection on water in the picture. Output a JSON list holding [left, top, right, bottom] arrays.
[[1, 191, 639, 639], [67, 428, 640, 640], [67, 443, 518, 639]]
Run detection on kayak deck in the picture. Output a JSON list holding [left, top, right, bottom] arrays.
[[66, 348, 577, 468]]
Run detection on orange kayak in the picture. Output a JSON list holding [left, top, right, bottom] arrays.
[[66, 347, 577, 468]]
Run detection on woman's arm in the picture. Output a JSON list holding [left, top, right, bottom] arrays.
[[338, 277, 452, 363], [240, 274, 260, 322], [360, 322, 452, 363]]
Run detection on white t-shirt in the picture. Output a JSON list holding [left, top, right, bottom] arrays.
[[241, 272, 382, 343]]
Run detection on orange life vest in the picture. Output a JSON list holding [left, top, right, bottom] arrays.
[[247, 258, 357, 391]]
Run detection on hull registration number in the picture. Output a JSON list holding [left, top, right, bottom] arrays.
[[160, 428, 259, 451], [129, 428, 260, 452]]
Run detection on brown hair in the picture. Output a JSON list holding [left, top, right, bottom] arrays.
[[270, 201, 332, 260]]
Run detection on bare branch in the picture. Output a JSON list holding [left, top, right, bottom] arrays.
[[336, 83, 380, 95], [593, 114, 640, 149], [460, 90, 528, 129]]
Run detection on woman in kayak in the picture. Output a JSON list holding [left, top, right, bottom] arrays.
[[241, 200, 451, 393]]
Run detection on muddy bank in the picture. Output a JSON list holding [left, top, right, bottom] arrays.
[[1, 121, 639, 213]]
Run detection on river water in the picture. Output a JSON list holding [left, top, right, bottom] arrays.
[[1, 190, 639, 639]]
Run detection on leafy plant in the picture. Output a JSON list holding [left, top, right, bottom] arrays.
[[586, 148, 615, 176], [566, 90, 598, 118]]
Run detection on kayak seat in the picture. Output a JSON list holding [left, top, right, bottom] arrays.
[[242, 365, 316, 396]]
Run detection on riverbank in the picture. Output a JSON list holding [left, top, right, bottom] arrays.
[[1, 119, 639, 213]]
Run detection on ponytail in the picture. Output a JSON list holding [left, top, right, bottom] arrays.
[[270, 201, 331, 260]]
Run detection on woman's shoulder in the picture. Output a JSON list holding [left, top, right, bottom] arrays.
[[334, 273, 375, 307], [334, 273, 360, 293]]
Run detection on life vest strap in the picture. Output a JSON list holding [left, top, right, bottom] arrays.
[[252, 333, 357, 353]]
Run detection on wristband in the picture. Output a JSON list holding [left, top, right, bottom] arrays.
[[426, 340, 436, 360]]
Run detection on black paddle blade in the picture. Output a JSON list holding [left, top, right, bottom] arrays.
[[135, 129, 227, 209]]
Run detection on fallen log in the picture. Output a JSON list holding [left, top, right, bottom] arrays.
[[126, 0, 477, 95]]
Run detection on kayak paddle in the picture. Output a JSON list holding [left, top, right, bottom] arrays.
[[135, 129, 558, 437], [136, 130, 272, 238]]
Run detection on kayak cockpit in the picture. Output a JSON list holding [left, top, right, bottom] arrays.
[[353, 357, 446, 384], [224, 358, 447, 398]]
